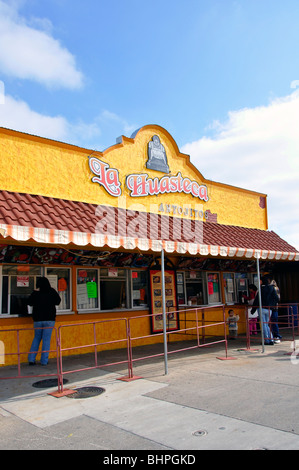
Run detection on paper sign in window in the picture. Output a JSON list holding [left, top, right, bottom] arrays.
[[86, 282, 98, 298]]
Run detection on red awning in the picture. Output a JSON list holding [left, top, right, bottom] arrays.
[[0, 190, 298, 261]]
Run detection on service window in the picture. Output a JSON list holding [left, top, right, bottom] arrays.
[[185, 271, 205, 305], [1, 265, 42, 316], [176, 271, 205, 306], [235, 273, 249, 303], [207, 272, 221, 304], [176, 272, 186, 305], [249, 273, 259, 289], [131, 270, 148, 308], [223, 272, 236, 304], [45, 267, 71, 311], [100, 268, 128, 310], [77, 268, 99, 311]]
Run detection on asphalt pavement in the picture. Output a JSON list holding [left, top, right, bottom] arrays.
[[1, 334, 299, 454]]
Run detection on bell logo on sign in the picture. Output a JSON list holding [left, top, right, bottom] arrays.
[[146, 135, 170, 174]]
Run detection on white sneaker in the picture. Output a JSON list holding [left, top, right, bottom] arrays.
[[274, 338, 281, 343]]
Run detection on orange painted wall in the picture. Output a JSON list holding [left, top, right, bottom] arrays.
[[0, 305, 247, 366]]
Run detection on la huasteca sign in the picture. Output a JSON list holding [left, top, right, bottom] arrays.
[[89, 135, 209, 202], [89, 135, 215, 242]]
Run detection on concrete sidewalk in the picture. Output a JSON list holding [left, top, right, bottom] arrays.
[[1, 336, 299, 451]]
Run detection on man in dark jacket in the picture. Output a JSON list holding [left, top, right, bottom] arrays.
[[27, 277, 61, 365], [251, 275, 279, 345]]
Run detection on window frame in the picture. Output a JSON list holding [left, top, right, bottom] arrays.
[[235, 273, 249, 304], [98, 268, 129, 311], [176, 270, 207, 306], [206, 271, 222, 305], [0, 265, 42, 317], [223, 272, 236, 304], [45, 266, 72, 314], [130, 268, 149, 309], [76, 267, 101, 313]]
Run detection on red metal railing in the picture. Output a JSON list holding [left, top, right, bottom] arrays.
[[127, 304, 229, 370], [57, 317, 131, 391], [243, 303, 299, 351], [0, 326, 62, 391], [1, 303, 298, 396], [55, 305, 229, 391]]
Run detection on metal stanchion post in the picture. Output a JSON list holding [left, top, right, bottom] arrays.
[[161, 249, 168, 375], [256, 255, 265, 353]]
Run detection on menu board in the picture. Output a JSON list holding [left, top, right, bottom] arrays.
[[149, 269, 179, 333]]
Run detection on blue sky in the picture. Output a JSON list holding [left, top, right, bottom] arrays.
[[0, 0, 299, 250]]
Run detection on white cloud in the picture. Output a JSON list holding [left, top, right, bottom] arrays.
[[181, 91, 299, 251], [0, 94, 101, 145], [0, 94, 139, 154], [0, 94, 68, 138], [100, 110, 137, 136], [0, 0, 83, 89]]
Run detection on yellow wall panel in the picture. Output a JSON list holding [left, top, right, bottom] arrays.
[[0, 125, 267, 230]]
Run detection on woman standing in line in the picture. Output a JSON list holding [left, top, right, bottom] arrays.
[[270, 279, 282, 343], [251, 276, 279, 345], [27, 277, 61, 366]]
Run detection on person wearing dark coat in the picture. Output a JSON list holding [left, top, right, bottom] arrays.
[[251, 275, 279, 345], [27, 277, 61, 365], [270, 279, 282, 343]]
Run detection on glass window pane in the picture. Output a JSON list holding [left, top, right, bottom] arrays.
[[1, 266, 42, 315], [186, 279, 204, 305], [9, 275, 35, 316], [3, 266, 42, 275], [100, 268, 125, 278], [46, 268, 71, 311], [178, 271, 204, 306], [99, 268, 128, 310], [1, 276, 8, 314], [100, 280, 126, 310], [207, 272, 221, 304], [223, 272, 236, 303], [235, 273, 249, 303], [185, 271, 202, 280], [176, 272, 185, 305], [11, 274, 40, 316], [77, 269, 99, 310], [132, 270, 148, 307]]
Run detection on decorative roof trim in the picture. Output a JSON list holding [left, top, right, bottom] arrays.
[[1, 223, 298, 261]]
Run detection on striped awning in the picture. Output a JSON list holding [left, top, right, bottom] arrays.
[[0, 190, 298, 261], [1, 222, 298, 261]]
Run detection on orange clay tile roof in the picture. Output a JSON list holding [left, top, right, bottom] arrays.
[[0, 190, 297, 253]]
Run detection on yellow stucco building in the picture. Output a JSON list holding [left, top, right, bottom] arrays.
[[0, 124, 298, 365]]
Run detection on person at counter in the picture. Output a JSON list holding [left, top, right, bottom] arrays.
[[251, 276, 279, 345], [27, 277, 61, 366], [269, 279, 282, 343]]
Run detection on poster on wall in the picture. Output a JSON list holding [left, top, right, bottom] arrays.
[[17, 275, 29, 287], [149, 269, 179, 333]]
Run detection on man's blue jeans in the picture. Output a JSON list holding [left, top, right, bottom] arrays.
[[28, 321, 55, 365], [271, 309, 282, 339], [261, 308, 273, 344]]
